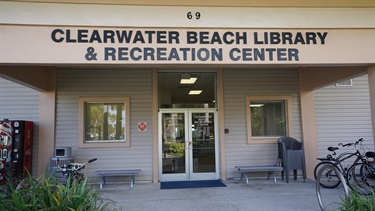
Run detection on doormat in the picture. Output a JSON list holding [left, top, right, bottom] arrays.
[[160, 180, 227, 189]]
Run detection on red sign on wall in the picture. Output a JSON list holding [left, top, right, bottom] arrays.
[[138, 122, 147, 131]]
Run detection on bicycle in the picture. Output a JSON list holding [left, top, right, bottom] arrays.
[[56, 158, 97, 185], [316, 154, 374, 210], [314, 138, 369, 189], [346, 151, 375, 195]]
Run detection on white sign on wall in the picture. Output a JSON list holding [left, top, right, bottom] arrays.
[[0, 25, 374, 64]]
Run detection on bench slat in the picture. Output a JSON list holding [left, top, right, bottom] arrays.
[[235, 165, 283, 184], [94, 169, 141, 189], [95, 170, 141, 176], [236, 166, 283, 172]]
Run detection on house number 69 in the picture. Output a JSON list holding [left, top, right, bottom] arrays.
[[187, 12, 201, 20]]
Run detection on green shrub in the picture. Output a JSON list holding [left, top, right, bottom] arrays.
[[0, 172, 118, 211], [339, 188, 375, 211], [166, 142, 185, 155]]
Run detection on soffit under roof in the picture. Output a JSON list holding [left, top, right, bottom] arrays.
[[3, 0, 375, 8]]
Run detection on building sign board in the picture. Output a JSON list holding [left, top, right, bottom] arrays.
[[0, 25, 374, 64]]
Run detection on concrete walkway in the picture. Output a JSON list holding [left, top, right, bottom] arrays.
[[99, 179, 344, 211]]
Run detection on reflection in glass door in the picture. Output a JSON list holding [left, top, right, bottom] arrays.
[[190, 111, 216, 177], [159, 109, 218, 181], [161, 112, 186, 178]]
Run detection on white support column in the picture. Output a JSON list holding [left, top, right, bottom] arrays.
[[368, 66, 375, 148], [152, 68, 158, 183], [218, 68, 226, 180]]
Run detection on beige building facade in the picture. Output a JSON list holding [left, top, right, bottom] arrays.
[[0, 1, 374, 183]]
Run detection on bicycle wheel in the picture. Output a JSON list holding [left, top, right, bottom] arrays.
[[314, 162, 341, 189], [15, 178, 30, 191], [316, 164, 349, 211], [347, 162, 375, 195], [66, 172, 84, 187], [72, 173, 84, 184]]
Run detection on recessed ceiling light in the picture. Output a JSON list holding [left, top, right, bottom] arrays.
[[180, 77, 197, 84], [188, 90, 202, 95], [250, 104, 264, 107]]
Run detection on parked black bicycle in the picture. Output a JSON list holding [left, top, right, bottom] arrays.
[[346, 151, 375, 195], [314, 138, 375, 210], [313, 138, 371, 189], [56, 158, 97, 185]]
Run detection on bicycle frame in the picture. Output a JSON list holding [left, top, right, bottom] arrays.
[[321, 138, 367, 175], [335, 151, 364, 174], [56, 158, 97, 183]]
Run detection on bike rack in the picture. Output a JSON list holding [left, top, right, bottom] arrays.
[[316, 164, 349, 211]]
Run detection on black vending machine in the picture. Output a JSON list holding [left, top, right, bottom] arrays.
[[0, 119, 33, 185]]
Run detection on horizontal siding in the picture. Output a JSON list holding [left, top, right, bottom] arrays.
[[55, 69, 153, 181], [315, 75, 374, 160], [3, 70, 372, 182], [0, 77, 40, 176], [222, 69, 301, 179]]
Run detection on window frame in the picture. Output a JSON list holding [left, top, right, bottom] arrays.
[[246, 96, 293, 144], [335, 79, 353, 87], [79, 97, 130, 148]]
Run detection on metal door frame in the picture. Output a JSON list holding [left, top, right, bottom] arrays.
[[158, 108, 219, 181]]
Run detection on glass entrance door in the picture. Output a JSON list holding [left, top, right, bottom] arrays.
[[159, 109, 218, 181]]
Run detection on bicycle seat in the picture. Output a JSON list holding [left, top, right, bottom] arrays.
[[327, 147, 339, 152], [365, 151, 375, 158]]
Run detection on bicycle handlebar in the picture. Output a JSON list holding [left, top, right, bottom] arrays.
[[338, 138, 363, 147], [57, 158, 97, 173], [88, 158, 97, 163]]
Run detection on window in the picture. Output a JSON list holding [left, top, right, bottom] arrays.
[[336, 79, 353, 87], [79, 97, 130, 148], [246, 96, 293, 144]]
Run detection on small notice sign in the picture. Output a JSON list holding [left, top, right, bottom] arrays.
[[138, 122, 147, 131]]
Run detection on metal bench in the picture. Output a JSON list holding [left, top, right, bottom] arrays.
[[94, 169, 141, 189], [235, 165, 284, 184]]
